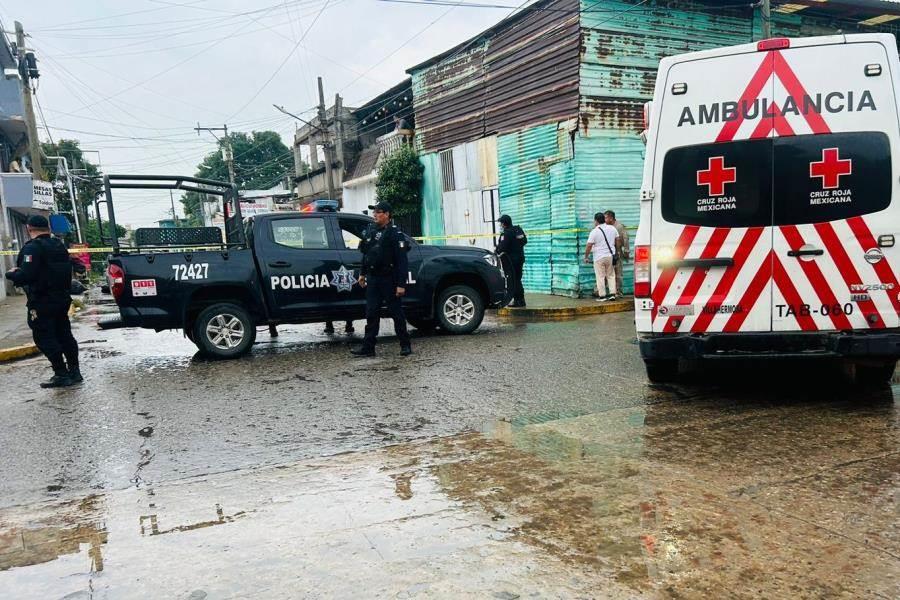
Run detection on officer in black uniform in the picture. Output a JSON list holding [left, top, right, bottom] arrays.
[[5, 215, 81, 388], [351, 202, 412, 357], [496, 214, 528, 307]]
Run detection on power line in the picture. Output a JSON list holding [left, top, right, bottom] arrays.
[[225, 0, 334, 121]]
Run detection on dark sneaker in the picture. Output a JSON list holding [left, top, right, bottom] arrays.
[[68, 368, 83, 383], [350, 347, 375, 357], [40, 374, 74, 388], [400, 345, 412, 356]]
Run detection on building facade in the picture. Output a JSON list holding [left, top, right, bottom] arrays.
[[406, 0, 900, 296]]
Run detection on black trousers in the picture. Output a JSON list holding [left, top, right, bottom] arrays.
[[509, 256, 525, 304], [27, 302, 78, 372], [363, 276, 411, 349]]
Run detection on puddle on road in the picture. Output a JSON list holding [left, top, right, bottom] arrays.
[[2, 379, 897, 598]]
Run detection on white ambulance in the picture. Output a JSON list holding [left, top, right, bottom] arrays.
[[634, 34, 900, 383]]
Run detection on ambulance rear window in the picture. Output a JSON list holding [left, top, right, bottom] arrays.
[[773, 131, 891, 225], [661, 138, 773, 228]]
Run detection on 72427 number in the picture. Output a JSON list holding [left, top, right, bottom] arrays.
[[172, 263, 209, 281]]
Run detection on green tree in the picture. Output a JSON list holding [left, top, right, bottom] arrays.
[[181, 130, 299, 223], [40, 139, 102, 228], [82, 218, 126, 248], [375, 145, 424, 217]]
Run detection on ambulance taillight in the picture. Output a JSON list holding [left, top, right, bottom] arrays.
[[757, 38, 789, 51], [634, 245, 651, 298]]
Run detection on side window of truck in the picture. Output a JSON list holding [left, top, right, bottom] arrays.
[[271, 218, 330, 249], [338, 218, 369, 250]]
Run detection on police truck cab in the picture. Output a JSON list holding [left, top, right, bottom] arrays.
[[634, 34, 900, 383]]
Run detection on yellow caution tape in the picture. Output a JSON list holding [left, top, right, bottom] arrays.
[[0, 226, 638, 254]]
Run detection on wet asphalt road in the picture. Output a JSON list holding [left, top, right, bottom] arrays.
[[0, 305, 650, 508], [1, 302, 898, 598]]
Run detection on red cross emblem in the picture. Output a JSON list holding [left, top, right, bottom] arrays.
[[810, 147, 852, 190], [697, 156, 737, 197]]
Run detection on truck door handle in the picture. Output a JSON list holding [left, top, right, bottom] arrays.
[[268, 261, 292, 268], [787, 249, 824, 257]]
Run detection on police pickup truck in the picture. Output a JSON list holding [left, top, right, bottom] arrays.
[[100, 175, 506, 358]]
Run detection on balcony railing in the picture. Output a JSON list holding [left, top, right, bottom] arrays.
[[376, 128, 413, 156]]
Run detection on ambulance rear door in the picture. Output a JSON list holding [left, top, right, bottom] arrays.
[[770, 36, 900, 332], [651, 47, 775, 334]]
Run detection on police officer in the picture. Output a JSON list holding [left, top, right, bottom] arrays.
[[351, 202, 412, 357], [5, 215, 81, 388], [496, 214, 528, 307]]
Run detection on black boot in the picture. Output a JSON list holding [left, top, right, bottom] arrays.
[[351, 346, 375, 357], [68, 366, 83, 383], [400, 345, 412, 356], [324, 322, 335, 334], [345, 322, 355, 334], [41, 367, 74, 388]]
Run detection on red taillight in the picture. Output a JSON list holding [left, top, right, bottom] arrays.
[[301, 203, 314, 212], [642, 101, 652, 131], [757, 38, 789, 51], [634, 245, 651, 298], [108, 263, 125, 300]]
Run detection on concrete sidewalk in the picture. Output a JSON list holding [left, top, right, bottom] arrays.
[[497, 293, 633, 320], [0, 294, 38, 361]]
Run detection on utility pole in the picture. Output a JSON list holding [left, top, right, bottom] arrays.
[[169, 190, 180, 227], [317, 77, 336, 201], [194, 123, 235, 186], [15, 21, 44, 181], [761, 0, 771, 39]]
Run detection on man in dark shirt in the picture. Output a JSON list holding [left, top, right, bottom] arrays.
[[5, 215, 81, 387], [351, 202, 412, 357], [495, 214, 528, 307]]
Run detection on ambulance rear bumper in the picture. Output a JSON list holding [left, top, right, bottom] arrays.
[[639, 330, 900, 360]]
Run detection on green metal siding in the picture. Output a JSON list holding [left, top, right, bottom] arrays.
[[497, 123, 577, 295], [419, 152, 446, 245]]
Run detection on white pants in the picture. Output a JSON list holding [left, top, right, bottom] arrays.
[[594, 256, 616, 296]]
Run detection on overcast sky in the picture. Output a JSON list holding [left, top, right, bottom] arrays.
[[5, 0, 511, 228]]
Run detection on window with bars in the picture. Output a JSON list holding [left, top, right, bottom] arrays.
[[440, 149, 455, 193]]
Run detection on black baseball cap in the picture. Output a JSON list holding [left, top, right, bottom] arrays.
[[498, 214, 512, 226], [26, 215, 49, 228], [368, 201, 392, 213]]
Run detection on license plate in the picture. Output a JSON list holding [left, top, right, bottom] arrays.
[[131, 279, 157, 297]]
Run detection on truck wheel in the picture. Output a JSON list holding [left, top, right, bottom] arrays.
[[407, 316, 437, 333], [853, 360, 896, 386], [193, 303, 256, 359], [644, 359, 678, 383], [436, 285, 484, 334]]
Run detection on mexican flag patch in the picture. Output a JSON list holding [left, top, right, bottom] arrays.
[[24, 255, 33, 263]]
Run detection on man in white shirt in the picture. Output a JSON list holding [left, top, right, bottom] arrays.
[[605, 210, 629, 297], [584, 212, 620, 301]]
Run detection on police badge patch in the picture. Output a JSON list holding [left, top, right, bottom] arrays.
[[330, 265, 358, 292]]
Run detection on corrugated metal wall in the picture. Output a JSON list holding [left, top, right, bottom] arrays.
[[419, 153, 446, 245], [497, 122, 577, 295], [410, 0, 580, 153]]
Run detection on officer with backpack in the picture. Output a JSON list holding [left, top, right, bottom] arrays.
[[5, 215, 81, 388], [351, 202, 412, 357], [496, 215, 528, 307]]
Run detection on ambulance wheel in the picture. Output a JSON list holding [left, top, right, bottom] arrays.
[[436, 285, 484, 334], [853, 360, 896, 386], [407, 316, 437, 333], [644, 359, 678, 383], [193, 303, 256, 359]]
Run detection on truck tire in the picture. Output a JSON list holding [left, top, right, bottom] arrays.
[[853, 359, 896, 386], [644, 359, 678, 383], [436, 285, 484, 334], [407, 316, 437, 333], [192, 303, 256, 359]]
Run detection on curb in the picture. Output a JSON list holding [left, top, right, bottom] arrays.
[[0, 343, 39, 362], [497, 300, 634, 320]]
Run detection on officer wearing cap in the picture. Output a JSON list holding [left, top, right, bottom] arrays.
[[5, 215, 81, 388], [496, 215, 528, 307], [351, 201, 412, 357]]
